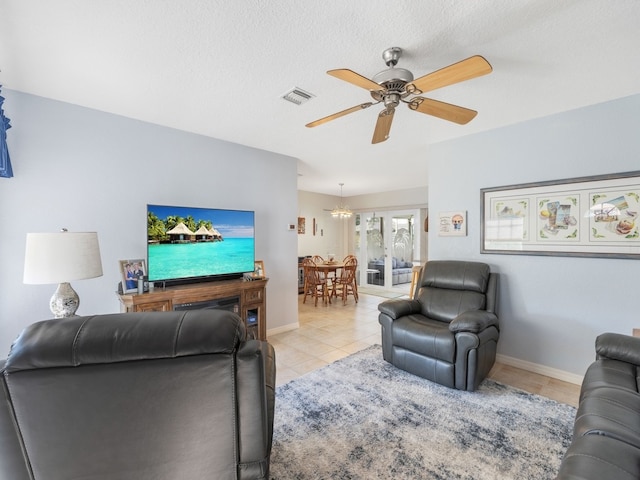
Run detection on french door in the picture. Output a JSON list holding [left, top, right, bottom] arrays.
[[354, 210, 418, 291]]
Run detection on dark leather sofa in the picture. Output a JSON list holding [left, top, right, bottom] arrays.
[[555, 332, 640, 479], [0, 309, 276, 480], [378, 260, 499, 391]]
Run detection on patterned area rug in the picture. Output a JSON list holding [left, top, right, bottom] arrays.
[[270, 345, 575, 479]]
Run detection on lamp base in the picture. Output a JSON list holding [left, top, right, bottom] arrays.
[[50, 282, 79, 318]]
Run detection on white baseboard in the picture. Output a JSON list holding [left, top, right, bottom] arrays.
[[496, 354, 584, 386], [267, 322, 300, 336]]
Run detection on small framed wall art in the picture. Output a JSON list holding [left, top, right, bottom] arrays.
[[439, 211, 467, 236]]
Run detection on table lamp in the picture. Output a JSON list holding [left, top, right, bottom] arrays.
[[23, 229, 103, 318]]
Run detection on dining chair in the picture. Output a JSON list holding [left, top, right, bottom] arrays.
[[313, 255, 336, 288], [302, 258, 331, 306], [346, 255, 359, 300], [332, 256, 358, 305], [338, 255, 357, 286], [409, 264, 423, 299]]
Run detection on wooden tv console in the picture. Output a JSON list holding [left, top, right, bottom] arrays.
[[117, 277, 268, 341]]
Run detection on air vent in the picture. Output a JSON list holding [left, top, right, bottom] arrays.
[[282, 87, 315, 105]]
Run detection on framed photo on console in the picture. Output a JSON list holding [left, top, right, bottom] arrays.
[[119, 259, 146, 293], [481, 170, 640, 259], [253, 260, 265, 279]]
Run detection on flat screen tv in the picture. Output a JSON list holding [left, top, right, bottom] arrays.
[[147, 204, 255, 285]]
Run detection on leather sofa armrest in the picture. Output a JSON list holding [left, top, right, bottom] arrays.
[[235, 340, 276, 477], [377, 299, 422, 320], [596, 332, 640, 365], [0, 361, 32, 480], [449, 310, 499, 334]]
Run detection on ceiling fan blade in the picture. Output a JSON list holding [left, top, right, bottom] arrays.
[[408, 55, 492, 94], [409, 97, 478, 124], [327, 69, 382, 91], [371, 109, 395, 144], [306, 102, 375, 128]]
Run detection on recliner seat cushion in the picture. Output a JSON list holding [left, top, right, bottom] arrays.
[[391, 315, 455, 363]]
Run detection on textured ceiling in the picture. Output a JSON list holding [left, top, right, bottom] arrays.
[[1, 1, 639, 196]]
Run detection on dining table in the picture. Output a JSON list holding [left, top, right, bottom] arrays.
[[314, 261, 344, 274], [313, 261, 344, 303]]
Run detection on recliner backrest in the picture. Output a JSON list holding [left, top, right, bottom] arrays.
[[1, 310, 273, 480], [416, 260, 494, 322]]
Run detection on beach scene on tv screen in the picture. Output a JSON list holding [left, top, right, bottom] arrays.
[[147, 204, 255, 281]]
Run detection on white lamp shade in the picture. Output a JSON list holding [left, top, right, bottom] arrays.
[[24, 232, 103, 284]]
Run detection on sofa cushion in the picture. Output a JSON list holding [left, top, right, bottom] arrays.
[[574, 387, 640, 449], [556, 433, 640, 480], [579, 358, 639, 402]]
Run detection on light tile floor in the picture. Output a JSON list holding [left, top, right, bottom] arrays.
[[268, 291, 581, 407]]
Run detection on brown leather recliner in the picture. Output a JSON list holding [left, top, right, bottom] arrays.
[[0, 309, 276, 480], [378, 260, 499, 391]]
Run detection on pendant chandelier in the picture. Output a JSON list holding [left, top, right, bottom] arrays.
[[331, 183, 352, 219]]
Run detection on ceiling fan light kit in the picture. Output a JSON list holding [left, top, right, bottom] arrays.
[[306, 47, 492, 144]]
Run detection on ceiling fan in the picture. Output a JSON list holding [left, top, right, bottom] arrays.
[[305, 47, 492, 144]]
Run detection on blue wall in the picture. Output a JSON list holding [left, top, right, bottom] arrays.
[[428, 94, 640, 377], [0, 90, 299, 348], [3, 89, 638, 378]]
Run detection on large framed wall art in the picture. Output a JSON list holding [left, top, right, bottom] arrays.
[[481, 171, 640, 259]]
